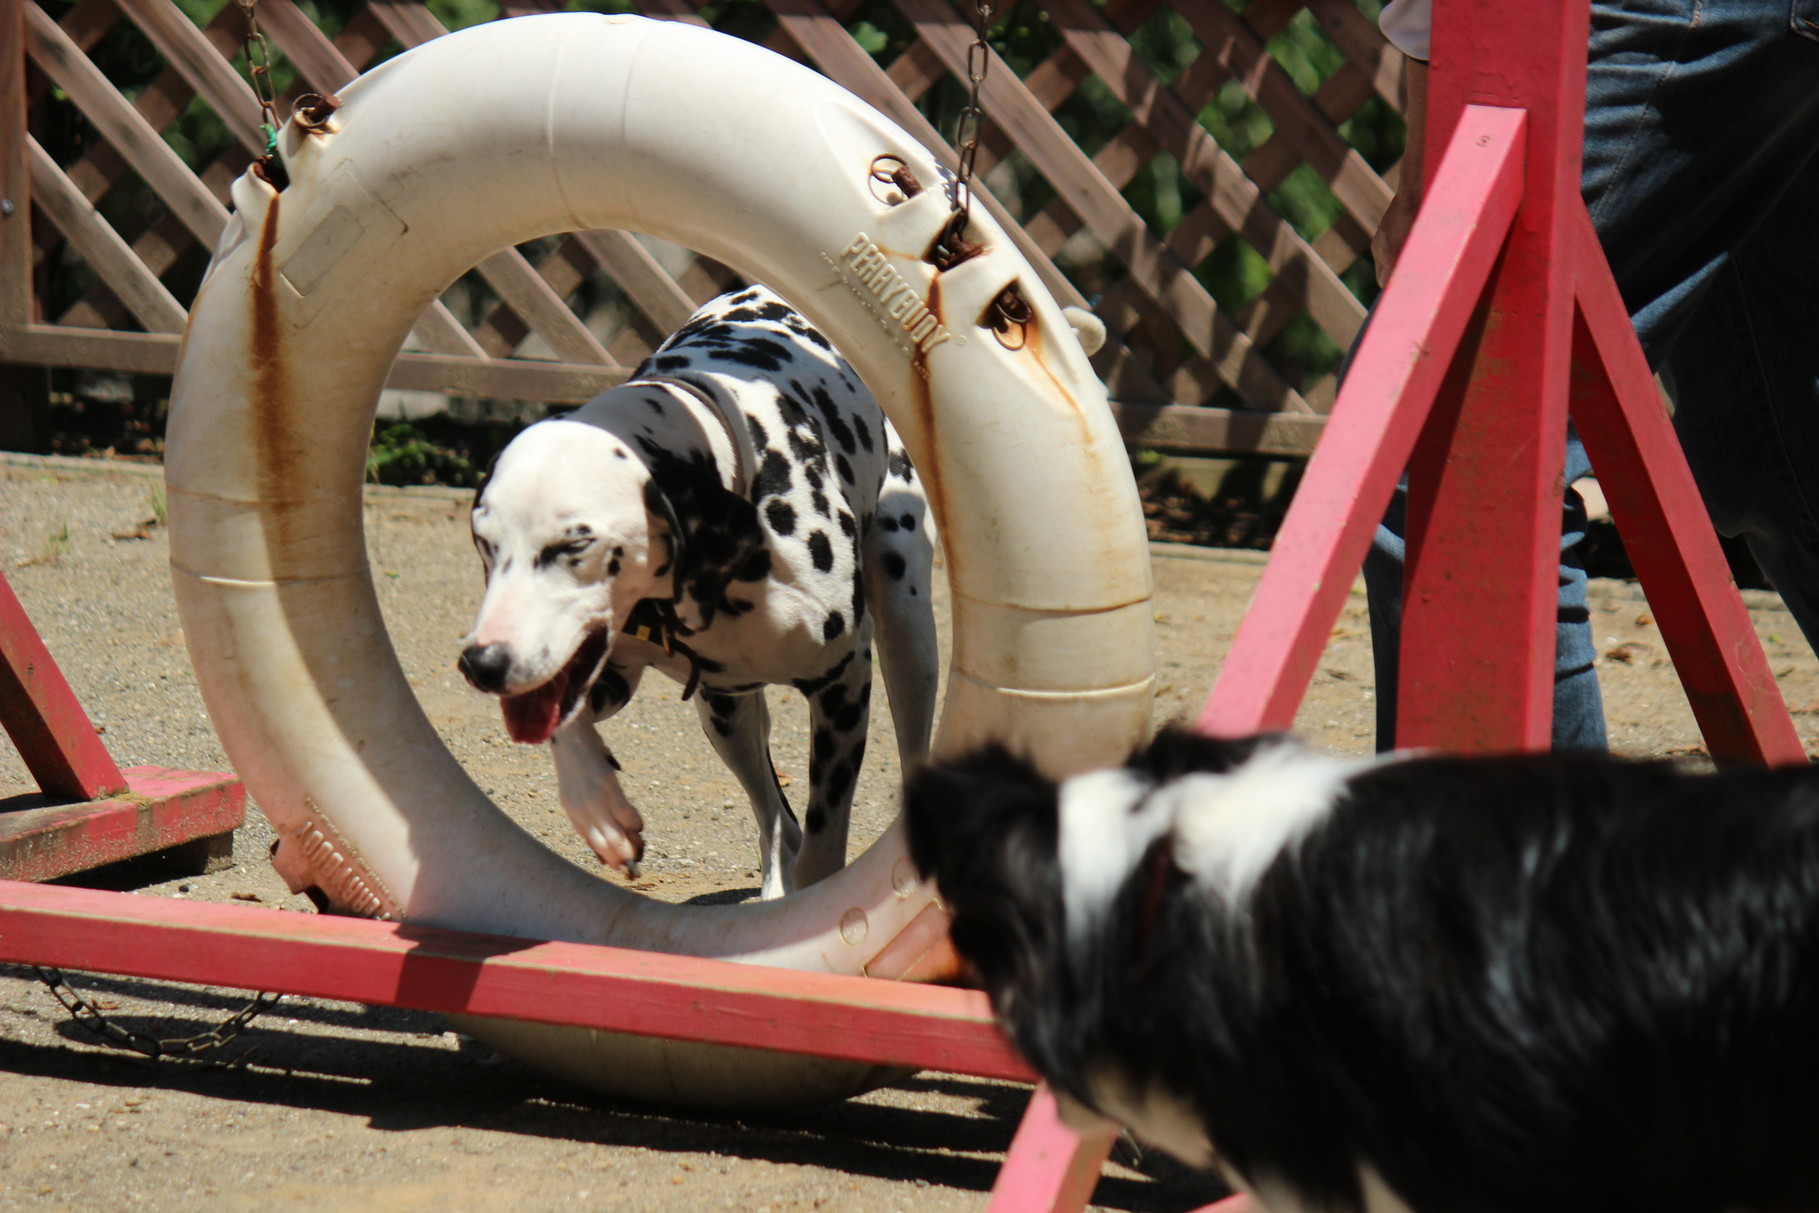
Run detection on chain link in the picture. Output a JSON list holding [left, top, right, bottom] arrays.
[[952, 0, 994, 231], [34, 967, 280, 1067], [235, 0, 282, 165]]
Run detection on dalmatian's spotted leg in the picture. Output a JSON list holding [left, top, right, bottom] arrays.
[[695, 688, 803, 900], [550, 661, 647, 874], [795, 629, 875, 889], [864, 450, 939, 769], [551, 715, 646, 874]]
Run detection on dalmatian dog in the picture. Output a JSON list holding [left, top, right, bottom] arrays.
[[458, 286, 939, 900]]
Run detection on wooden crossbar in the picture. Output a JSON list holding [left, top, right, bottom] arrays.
[[0, 878, 1036, 1083]]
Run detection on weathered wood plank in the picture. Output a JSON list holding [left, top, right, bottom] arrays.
[[1116, 401, 1326, 457], [26, 139, 188, 333], [25, 3, 229, 247], [1, 0, 31, 331], [1041, 0, 1369, 354], [0, 879, 1038, 1082], [1177, 0, 1390, 232], [1304, 0, 1406, 111], [112, 0, 267, 152], [0, 324, 630, 404]]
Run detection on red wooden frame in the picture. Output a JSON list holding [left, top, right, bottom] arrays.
[[1, 1, 1803, 1210], [0, 570, 245, 880]]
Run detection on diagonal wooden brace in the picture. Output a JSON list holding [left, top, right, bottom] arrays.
[[1199, 104, 1526, 736]]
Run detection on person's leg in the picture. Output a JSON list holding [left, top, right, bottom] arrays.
[[1583, 0, 1819, 656], [1583, 0, 1819, 360], [1658, 152, 1819, 654]]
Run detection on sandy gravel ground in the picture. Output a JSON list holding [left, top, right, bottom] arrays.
[[3, 454, 1817, 1213]]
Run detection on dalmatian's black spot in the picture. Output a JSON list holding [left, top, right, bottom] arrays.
[[823, 611, 845, 640], [811, 489, 830, 518], [882, 551, 907, 580], [589, 666, 632, 714], [793, 652, 854, 697], [644, 396, 665, 413], [828, 759, 856, 804], [889, 448, 916, 482], [737, 547, 773, 582], [705, 692, 739, 717], [805, 808, 828, 833], [808, 532, 834, 573], [836, 511, 855, 537], [754, 450, 792, 500], [710, 336, 793, 373], [836, 454, 854, 484], [747, 415, 770, 447], [615, 449, 628, 460], [832, 695, 864, 735], [608, 557, 621, 576], [899, 513, 916, 531], [851, 567, 866, 627], [766, 500, 797, 536], [812, 385, 857, 454], [851, 414, 874, 453], [787, 424, 821, 462]]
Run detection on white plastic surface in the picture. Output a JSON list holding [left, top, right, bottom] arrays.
[[165, 13, 1154, 1106]]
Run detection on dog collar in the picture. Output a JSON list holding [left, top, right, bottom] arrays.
[[621, 598, 703, 700], [633, 373, 750, 491]]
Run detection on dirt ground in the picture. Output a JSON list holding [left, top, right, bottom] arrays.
[[3, 454, 1818, 1213]]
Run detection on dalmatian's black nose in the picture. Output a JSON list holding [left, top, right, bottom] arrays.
[[460, 642, 514, 694]]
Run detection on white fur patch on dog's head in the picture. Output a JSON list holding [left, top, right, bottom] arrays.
[[1167, 739, 1359, 905], [1057, 768, 1166, 943], [1054, 738, 1359, 939]]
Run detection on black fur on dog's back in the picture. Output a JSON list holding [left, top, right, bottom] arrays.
[[906, 729, 1819, 1213]]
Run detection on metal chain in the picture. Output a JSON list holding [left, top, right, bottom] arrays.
[[952, 0, 994, 231], [235, 0, 281, 161], [34, 967, 280, 1067]]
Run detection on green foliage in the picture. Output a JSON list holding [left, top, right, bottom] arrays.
[[366, 421, 479, 487]]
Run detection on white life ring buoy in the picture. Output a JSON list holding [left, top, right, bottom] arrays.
[[166, 12, 1153, 1107]]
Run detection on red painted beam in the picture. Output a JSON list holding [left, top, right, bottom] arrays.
[[985, 1084, 1118, 1213], [0, 766, 244, 882], [0, 570, 127, 800], [1567, 210, 1805, 766], [1395, 0, 1589, 753], [1200, 104, 1525, 736], [0, 878, 1037, 1083]]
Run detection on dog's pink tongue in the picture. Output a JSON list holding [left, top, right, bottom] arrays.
[[502, 677, 565, 745]]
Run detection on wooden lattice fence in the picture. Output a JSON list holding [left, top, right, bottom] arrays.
[[0, 0, 1406, 459]]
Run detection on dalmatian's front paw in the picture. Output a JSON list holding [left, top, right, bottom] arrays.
[[581, 819, 645, 876]]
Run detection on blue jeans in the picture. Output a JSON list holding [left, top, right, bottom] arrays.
[[1364, 0, 1819, 751]]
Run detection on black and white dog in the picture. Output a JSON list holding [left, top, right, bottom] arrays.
[[906, 728, 1819, 1213], [461, 286, 938, 900]]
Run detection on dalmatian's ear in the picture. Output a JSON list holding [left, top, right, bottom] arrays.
[[643, 453, 766, 629]]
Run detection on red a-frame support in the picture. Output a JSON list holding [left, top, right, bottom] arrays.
[[0, 2, 1800, 1212], [0, 569, 244, 881]]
